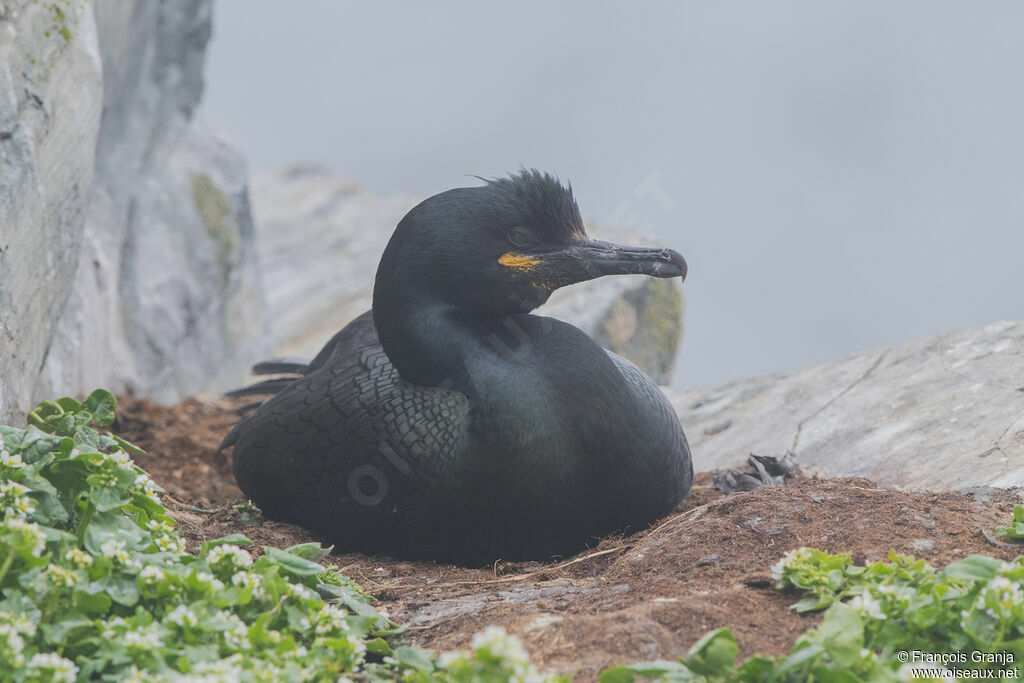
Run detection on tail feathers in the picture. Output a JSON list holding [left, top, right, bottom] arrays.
[[224, 377, 298, 399], [221, 357, 312, 452], [252, 358, 310, 375]]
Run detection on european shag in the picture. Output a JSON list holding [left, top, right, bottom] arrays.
[[222, 170, 692, 565]]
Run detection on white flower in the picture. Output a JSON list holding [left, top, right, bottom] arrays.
[[39, 564, 77, 590], [770, 547, 811, 582], [231, 570, 267, 600], [0, 479, 36, 519], [0, 613, 36, 638], [108, 449, 132, 467], [134, 473, 163, 502], [100, 538, 130, 563], [471, 626, 530, 663], [139, 565, 166, 583], [313, 603, 351, 635], [64, 547, 93, 568], [167, 605, 199, 629], [208, 544, 253, 569], [120, 665, 148, 683], [223, 613, 251, 650], [286, 583, 319, 601], [847, 588, 886, 620], [147, 518, 177, 535], [0, 623, 26, 668], [123, 623, 163, 650], [194, 570, 225, 592], [156, 534, 186, 554], [0, 449, 22, 468], [26, 652, 79, 683], [281, 644, 309, 660], [976, 575, 1024, 620], [2, 518, 46, 556], [192, 655, 244, 679]]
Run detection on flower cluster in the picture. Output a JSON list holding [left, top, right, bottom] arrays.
[[433, 626, 558, 683], [0, 481, 35, 520]]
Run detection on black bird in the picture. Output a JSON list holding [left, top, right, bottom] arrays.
[[222, 170, 692, 565]]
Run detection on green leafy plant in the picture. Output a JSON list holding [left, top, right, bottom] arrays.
[[996, 504, 1024, 540], [601, 548, 1024, 682], [0, 391, 568, 682]]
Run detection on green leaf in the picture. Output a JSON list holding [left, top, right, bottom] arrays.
[[814, 603, 864, 668], [17, 426, 61, 464], [200, 534, 255, 555], [942, 555, 1004, 581], [40, 617, 92, 646], [73, 584, 112, 614], [683, 627, 738, 676], [263, 546, 325, 577], [111, 433, 147, 456], [793, 594, 833, 612], [28, 490, 69, 525], [92, 484, 132, 512], [778, 642, 826, 672], [393, 645, 435, 672], [0, 426, 26, 452], [598, 667, 636, 683], [365, 637, 392, 656], [811, 666, 863, 683], [286, 542, 333, 562], [631, 660, 693, 677], [73, 426, 101, 452], [99, 574, 140, 606], [28, 401, 63, 433], [55, 397, 82, 413], [82, 389, 117, 426], [738, 656, 778, 679], [83, 510, 148, 554]]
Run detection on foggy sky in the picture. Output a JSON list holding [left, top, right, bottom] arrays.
[[201, 1, 1024, 388]]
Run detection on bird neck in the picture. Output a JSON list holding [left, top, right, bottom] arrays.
[[372, 279, 559, 399], [372, 286, 470, 388]]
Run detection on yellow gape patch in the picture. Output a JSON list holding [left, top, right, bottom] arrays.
[[498, 252, 541, 272]]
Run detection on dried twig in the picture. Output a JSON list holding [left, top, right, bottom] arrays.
[[375, 546, 630, 591]]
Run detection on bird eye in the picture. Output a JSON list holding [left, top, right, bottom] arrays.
[[507, 229, 532, 248]]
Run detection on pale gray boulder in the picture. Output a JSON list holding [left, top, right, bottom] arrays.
[[667, 320, 1024, 492], [0, 1, 103, 422], [252, 167, 684, 382], [36, 0, 269, 407]]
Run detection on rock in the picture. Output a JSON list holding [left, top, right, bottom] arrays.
[[910, 539, 936, 553], [712, 454, 801, 493], [0, 1, 103, 422], [35, 1, 269, 407], [546, 267, 683, 384], [250, 167, 417, 359], [667, 320, 1024, 491], [251, 166, 684, 382]]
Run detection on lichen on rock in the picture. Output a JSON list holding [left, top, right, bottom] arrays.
[[192, 172, 241, 283]]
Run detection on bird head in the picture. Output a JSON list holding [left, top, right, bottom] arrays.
[[375, 169, 687, 316]]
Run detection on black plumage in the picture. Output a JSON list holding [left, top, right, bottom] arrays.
[[222, 170, 692, 565]]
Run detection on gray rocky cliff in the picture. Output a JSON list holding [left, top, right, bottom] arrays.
[[1, 0, 268, 423], [0, 1, 102, 421]]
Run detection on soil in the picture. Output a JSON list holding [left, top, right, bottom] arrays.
[[113, 395, 1024, 681]]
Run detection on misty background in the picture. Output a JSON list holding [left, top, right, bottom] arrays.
[[201, 1, 1024, 389]]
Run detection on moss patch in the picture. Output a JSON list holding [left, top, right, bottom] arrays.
[[191, 173, 239, 283], [598, 278, 683, 383]]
